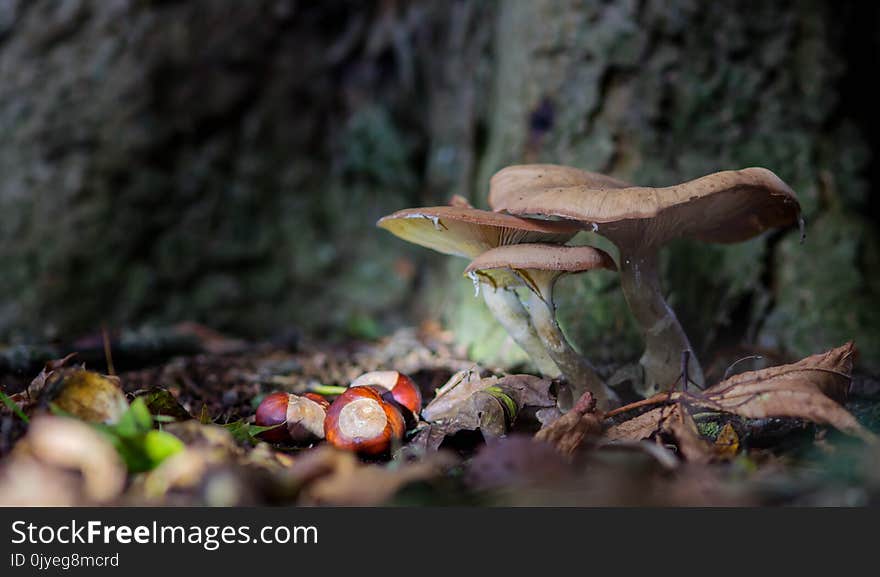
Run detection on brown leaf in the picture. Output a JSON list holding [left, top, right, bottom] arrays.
[[421, 368, 487, 422], [496, 374, 555, 409], [604, 403, 712, 463], [421, 371, 553, 423], [664, 407, 713, 464], [605, 406, 669, 442], [691, 342, 875, 443], [535, 392, 602, 456], [25, 352, 79, 401], [412, 390, 512, 452], [292, 446, 455, 506]]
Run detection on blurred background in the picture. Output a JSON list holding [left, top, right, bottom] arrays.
[[1, 0, 878, 374]]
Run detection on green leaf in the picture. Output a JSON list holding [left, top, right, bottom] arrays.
[[222, 419, 280, 445], [114, 397, 153, 438], [0, 388, 29, 423], [143, 430, 185, 463]]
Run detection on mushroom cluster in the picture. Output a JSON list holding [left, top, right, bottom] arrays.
[[378, 164, 802, 403]]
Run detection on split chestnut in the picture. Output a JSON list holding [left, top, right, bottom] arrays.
[[324, 386, 406, 456], [255, 392, 329, 444]]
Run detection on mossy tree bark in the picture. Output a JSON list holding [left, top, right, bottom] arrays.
[[1, 0, 877, 374]]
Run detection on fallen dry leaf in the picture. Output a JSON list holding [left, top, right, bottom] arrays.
[[422, 371, 553, 423], [291, 446, 456, 505], [664, 406, 713, 464], [412, 390, 513, 451], [605, 403, 712, 463], [535, 392, 602, 457], [421, 368, 487, 422], [606, 343, 876, 446], [690, 342, 875, 443], [713, 423, 740, 459]]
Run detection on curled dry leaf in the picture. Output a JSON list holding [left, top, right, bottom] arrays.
[[415, 374, 554, 452], [24, 353, 80, 401], [421, 368, 491, 422], [412, 390, 513, 452], [690, 342, 875, 443], [422, 371, 553, 423], [534, 392, 603, 457], [606, 343, 875, 449], [663, 407, 713, 464], [605, 404, 712, 463], [290, 446, 456, 506]]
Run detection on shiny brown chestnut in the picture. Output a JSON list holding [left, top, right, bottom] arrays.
[[324, 386, 405, 456], [349, 371, 422, 416], [255, 392, 328, 444]]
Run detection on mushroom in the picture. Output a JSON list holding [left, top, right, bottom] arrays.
[[489, 164, 631, 211], [377, 206, 581, 377], [494, 167, 802, 396], [465, 243, 617, 410]]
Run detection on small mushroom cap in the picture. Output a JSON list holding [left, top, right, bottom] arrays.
[[490, 164, 631, 211], [465, 243, 616, 292], [498, 167, 801, 247], [376, 206, 580, 258]]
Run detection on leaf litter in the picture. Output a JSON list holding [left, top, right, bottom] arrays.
[[1, 330, 878, 506]]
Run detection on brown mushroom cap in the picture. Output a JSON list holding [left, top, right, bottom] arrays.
[[489, 164, 631, 212], [376, 206, 580, 258], [465, 243, 616, 293], [496, 167, 801, 247]]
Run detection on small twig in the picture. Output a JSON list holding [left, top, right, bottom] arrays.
[[681, 350, 690, 394], [604, 392, 674, 419], [102, 324, 116, 376]]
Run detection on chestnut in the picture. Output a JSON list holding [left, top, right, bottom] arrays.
[[324, 386, 405, 456], [349, 370, 422, 416], [254, 392, 328, 444]]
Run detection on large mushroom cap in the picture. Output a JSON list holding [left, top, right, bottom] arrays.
[[465, 243, 616, 292], [489, 164, 631, 212], [376, 206, 580, 258], [497, 167, 801, 247]]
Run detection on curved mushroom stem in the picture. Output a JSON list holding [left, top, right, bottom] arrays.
[[481, 287, 561, 378], [524, 290, 615, 411], [617, 249, 704, 396]]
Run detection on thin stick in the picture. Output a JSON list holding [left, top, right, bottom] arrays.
[[102, 324, 116, 376], [604, 392, 673, 419], [681, 350, 690, 394]]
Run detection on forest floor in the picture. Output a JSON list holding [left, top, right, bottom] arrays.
[[1, 323, 879, 506]]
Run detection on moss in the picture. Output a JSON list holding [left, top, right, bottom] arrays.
[[697, 420, 723, 440], [760, 211, 880, 371]]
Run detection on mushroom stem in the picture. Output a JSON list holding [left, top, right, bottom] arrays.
[[524, 290, 613, 410], [617, 249, 704, 395], [480, 287, 562, 378]]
